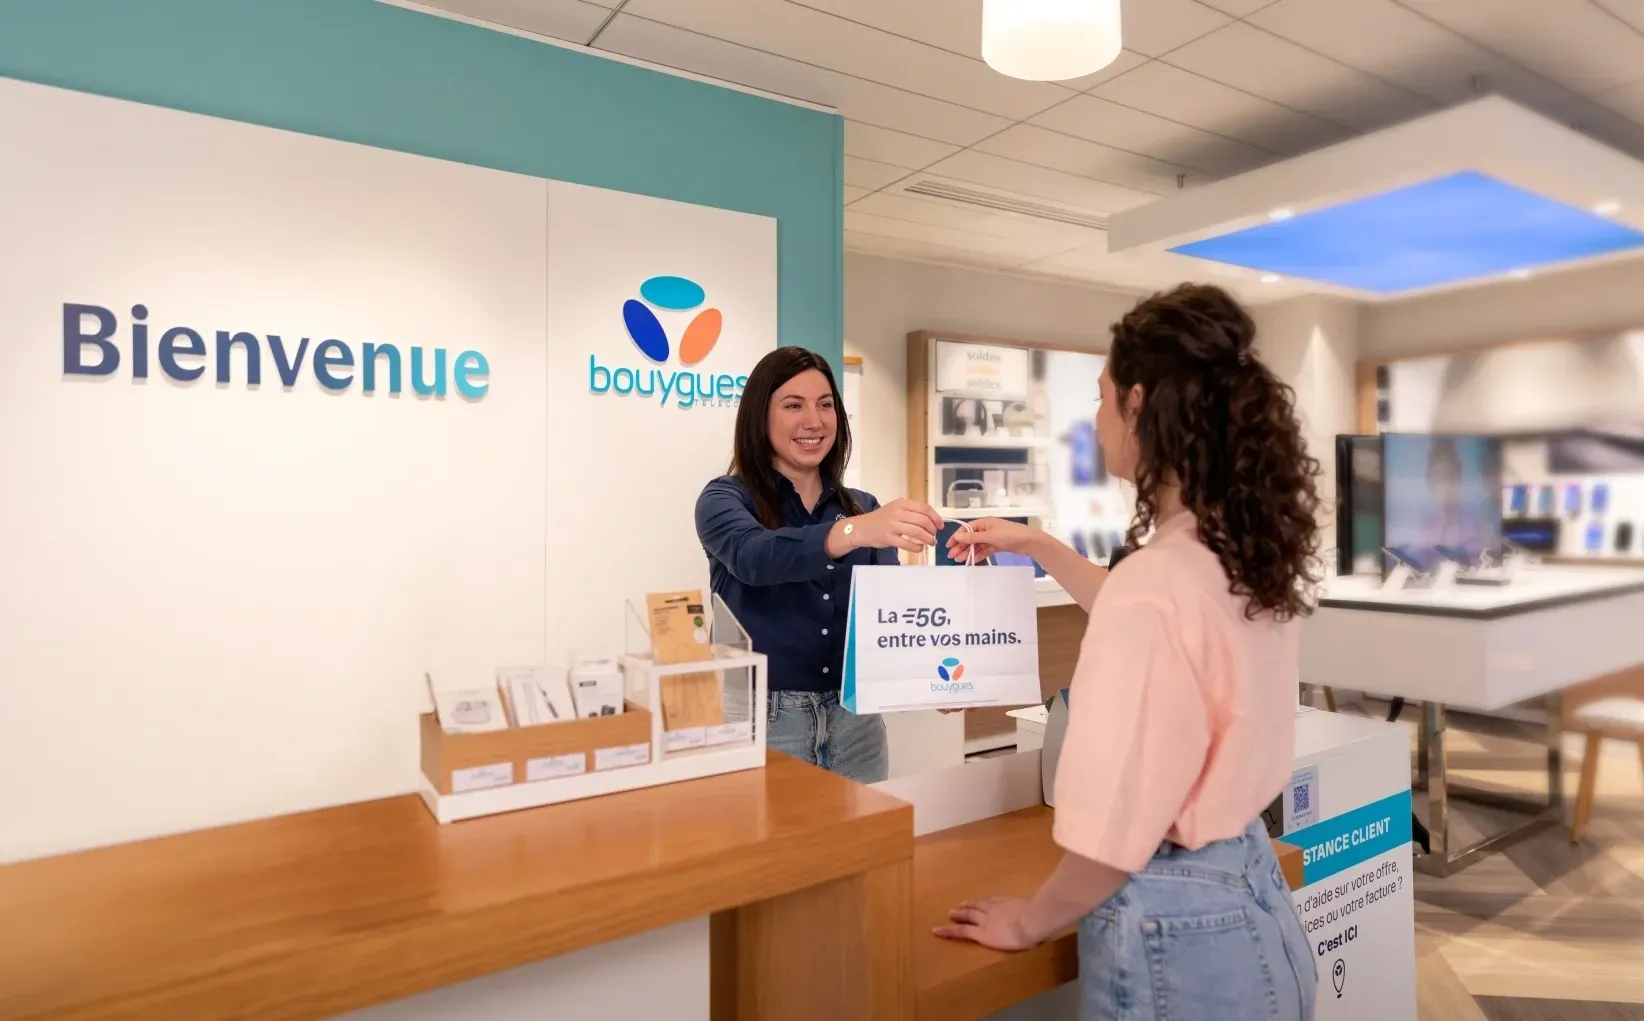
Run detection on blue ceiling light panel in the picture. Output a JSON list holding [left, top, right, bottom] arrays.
[[1169, 171, 1644, 294]]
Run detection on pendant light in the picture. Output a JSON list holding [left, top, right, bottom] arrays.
[[982, 0, 1123, 82]]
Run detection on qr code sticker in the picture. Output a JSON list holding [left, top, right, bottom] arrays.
[[1286, 765, 1319, 832], [1293, 780, 1312, 814]]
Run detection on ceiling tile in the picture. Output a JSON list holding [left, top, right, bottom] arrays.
[[844, 229, 1022, 270], [971, 124, 1187, 195], [843, 184, 873, 204], [1029, 93, 1276, 176], [850, 191, 1102, 245], [1091, 61, 1349, 154], [1164, 22, 1435, 131], [843, 156, 910, 190], [1121, 0, 1232, 57], [595, 15, 1013, 145], [920, 150, 1162, 215], [1197, 0, 1279, 15], [620, 0, 1072, 120], [421, 0, 612, 43], [845, 210, 1072, 262], [783, 0, 984, 58], [1250, 0, 1644, 160], [1401, 0, 1644, 96], [1597, 0, 1644, 35], [843, 121, 960, 170]]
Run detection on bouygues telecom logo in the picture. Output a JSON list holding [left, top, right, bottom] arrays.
[[588, 274, 747, 409], [933, 656, 974, 694]]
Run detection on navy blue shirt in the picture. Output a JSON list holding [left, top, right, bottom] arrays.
[[695, 475, 898, 693]]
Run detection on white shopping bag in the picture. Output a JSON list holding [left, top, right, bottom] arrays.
[[841, 564, 1041, 713]]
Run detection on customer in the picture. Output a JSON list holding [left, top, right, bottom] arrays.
[[695, 346, 942, 783], [936, 284, 1321, 1020]]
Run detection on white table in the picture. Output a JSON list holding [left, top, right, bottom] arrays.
[[1301, 566, 1644, 875], [1007, 704, 1047, 751]]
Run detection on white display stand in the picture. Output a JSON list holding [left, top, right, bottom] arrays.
[[418, 595, 768, 824], [1285, 707, 1416, 1020]]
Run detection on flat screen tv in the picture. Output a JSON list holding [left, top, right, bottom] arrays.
[[1381, 434, 1504, 576], [1335, 435, 1384, 576]]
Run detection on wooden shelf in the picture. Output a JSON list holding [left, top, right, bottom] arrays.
[[0, 751, 911, 1021]]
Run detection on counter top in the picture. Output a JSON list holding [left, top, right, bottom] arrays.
[[911, 806, 1302, 1021], [1318, 565, 1644, 620], [0, 751, 911, 1021]]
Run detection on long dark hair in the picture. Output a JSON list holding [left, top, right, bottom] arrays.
[[730, 346, 862, 529], [1110, 284, 1321, 620]]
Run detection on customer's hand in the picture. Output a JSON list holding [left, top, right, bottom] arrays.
[[933, 896, 1037, 951], [946, 517, 1041, 564], [841, 499, 944, 554]]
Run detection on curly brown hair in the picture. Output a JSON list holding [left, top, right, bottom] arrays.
[[1110, 284, 1322, 620]]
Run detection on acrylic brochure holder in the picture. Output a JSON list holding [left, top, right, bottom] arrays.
[[416, 593, 767, 824]]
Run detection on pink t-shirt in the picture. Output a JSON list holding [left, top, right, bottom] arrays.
[[1052, 512, 1298, 872]]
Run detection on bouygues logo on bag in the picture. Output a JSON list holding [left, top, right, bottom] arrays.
[[934, 657, 974, 695], [588, 274, 747, 409]]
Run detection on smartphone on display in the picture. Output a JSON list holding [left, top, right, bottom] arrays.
[[1593, 483, 1610, 515], [1616, 521, 1635, 554], [1538, 486, 1556, 516], [1070, 421, 1096, 486], [1071, 531, 1090, 559], [1508, 485, 1528, 516], [1565, 485, 1583, 518], [1585, 521, 1605, 554]]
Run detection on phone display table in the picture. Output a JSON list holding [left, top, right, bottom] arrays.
[[1301, 566, 1644, 874]]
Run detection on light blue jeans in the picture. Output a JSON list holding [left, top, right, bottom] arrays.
[[766, 691, 888, 784], [1078, 817, 1316, 1021]]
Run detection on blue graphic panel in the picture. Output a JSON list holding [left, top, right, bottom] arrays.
[[1170, 172, 1644, 294]]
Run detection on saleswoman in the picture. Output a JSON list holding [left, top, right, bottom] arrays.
[[939, 284, 1320, 1020], [695, 346, 942, 783]]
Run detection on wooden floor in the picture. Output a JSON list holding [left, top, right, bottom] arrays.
[[1373, 703, 1644, 1020]]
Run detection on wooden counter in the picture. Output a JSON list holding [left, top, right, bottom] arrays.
[[911, 806, 1306, 1021], [0, 751, 911, 1021]]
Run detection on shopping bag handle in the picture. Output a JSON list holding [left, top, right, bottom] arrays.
[[945, 518, 992, 567]]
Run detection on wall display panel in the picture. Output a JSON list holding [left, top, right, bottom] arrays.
[[1335, 436, 1384, 577], [1381, 434, 1503, 575], [1368, 336, 1644, 561], [0, 78, 775, 862]]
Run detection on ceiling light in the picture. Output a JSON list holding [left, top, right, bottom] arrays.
[[1508, 267, 1532, 280], [1594, 199, 1622, 216], [982, 0, 1122, 82], [1268, 208, 1295, 221], [1260, 274, 1282, 284]]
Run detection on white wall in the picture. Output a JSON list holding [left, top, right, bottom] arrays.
[[1253, 296, 1362, 552], [0, 78, 775, 863], [1363, 257, 1644, 358]]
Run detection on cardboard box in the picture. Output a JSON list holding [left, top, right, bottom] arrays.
[[419, 700, 652, 795], [646, 590, 725, 731]]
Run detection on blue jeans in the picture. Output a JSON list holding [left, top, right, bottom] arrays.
[[766, 691, 888, 784], [1078, 817, 1316, 1021]]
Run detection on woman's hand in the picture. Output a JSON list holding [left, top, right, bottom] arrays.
[[946, 517, 1042, 564], [833, 499, 944, 555], [933, 896, 1039, 951]]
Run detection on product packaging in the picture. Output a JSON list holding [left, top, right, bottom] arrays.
[[646, 590, 725, 730]]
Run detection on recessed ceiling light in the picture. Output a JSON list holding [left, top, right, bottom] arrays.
[[1260, 274, 1282, 284], [1508, 267, 1532, 280], [1269, 208, 1295, 221], [1594, 199, 1622, 216]]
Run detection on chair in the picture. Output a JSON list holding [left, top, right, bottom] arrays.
[[1570, 697, 1644, 844]]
